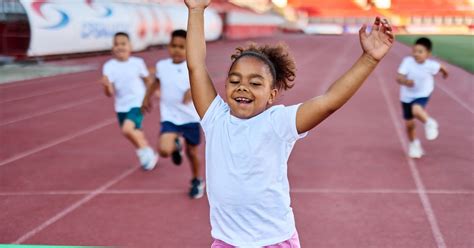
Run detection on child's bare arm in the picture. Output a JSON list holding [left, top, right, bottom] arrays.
[[296, 17, 394, 134], [142, 78, 159, 113], [185, 0, 217, 118], [396, 73, 414, 87], [101, 76, 114, 97], [142, 74, 153, 88], [439, 64, 449, 79]]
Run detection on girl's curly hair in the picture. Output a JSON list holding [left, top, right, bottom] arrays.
[[230, 43, 296, 91]]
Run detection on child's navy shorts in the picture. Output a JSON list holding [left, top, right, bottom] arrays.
[[160, 121, 201, 146], [401, 96, 430, 120], [117, 107, 143, 129]]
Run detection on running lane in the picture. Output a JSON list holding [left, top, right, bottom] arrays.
[[1, 34, 472, 247]]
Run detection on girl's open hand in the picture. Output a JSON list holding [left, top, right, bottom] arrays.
[[184, 0, 210, 9], [359, 17, 394, 61]]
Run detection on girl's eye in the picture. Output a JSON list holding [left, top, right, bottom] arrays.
[[230, 81, 239, 84], [250, 82, 261, 86]]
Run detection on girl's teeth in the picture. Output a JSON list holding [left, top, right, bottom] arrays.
[[236, 97, 251, 103]]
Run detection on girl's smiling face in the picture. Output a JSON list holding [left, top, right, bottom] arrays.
[[226, 56, 277, 119]]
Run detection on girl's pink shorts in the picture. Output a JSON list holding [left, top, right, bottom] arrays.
[[211, 232, 300, 248]]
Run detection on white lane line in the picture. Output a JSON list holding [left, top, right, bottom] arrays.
[[104, 189, 184, 194], [0, 191, 91, 196], [1, 188, 473, 196], [292, 188, 474, 194], [13, 166, 137, 244], [435, 82, 474, 114], [0, 96, 103, 126], [0, 83, 94, 104], [0, 118, 115, 167], [0, 69, 94, 89], [377, 71, 447, 248]]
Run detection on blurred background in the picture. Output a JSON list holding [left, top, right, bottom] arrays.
[[1, 0, 472, 73]]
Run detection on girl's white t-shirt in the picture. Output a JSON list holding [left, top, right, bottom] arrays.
[[201, 95, 307, 247], [398, 56, 441, 103], [103, 57, 149, 112], [156, 58, 200, 125]]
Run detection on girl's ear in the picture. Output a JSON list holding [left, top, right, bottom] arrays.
[[267, 88, 278, 105]]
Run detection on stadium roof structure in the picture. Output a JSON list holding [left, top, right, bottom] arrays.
[[209, 0, 259, 13], [390, 0, 474, 17], [288, 0, 474, 17], [288, 0, 382, 17]]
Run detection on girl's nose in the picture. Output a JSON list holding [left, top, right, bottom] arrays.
[[236, 85, 249, 92]]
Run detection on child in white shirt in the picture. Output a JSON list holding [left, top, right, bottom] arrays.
[[396, 37, 448, 158], [142, 30, 204, 199], [102, 32, 158, 171]]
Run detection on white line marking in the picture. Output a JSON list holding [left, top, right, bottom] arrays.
[[377, 71, 447, 248], [0, 69, 94, 88], [1, 188, 473, 196], [0, 96, 103, 126], [292, 188, 466, 194], [0, 118, 115, 167], [13, 166, 137, 244], [0, 83, 94, 104], [103, 189, 184, 194], [435, 82, 474, 114], [0, 191, 90, 196]]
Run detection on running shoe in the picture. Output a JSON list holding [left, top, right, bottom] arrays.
[[189, 178, 205, 199], [408, 139, 424, 158], [142, 152, 159, 171], [425, 118, 439, 141]]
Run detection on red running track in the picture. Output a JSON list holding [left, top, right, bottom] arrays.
[[0, 34, 473, 247]]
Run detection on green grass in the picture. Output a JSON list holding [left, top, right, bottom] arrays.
[[396, 35, 474, 73]]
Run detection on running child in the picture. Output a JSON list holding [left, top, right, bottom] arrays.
[[396, 37, 448, 158], [142, 29, 204, 199], [186, 0, 394, 246], [101, 32, 158, 171]]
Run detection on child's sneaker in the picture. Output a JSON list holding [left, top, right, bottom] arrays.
[[171, 138, 183, 166], [189, 178, 205, 199], [424, 118, 439, 141], [137, 147, 158, 171], [142, 152, 159, 171], [408, 139, 424, 158], [136, 148, 148, 165]]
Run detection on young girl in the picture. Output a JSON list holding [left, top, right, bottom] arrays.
[[185, 0, 394, 247]]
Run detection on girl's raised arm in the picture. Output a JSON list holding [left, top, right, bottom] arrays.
[[296, 17, 394, 134], [185, 0, 217, 118]]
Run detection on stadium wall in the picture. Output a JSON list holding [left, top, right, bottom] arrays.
[[2, 0, 223, 57]]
